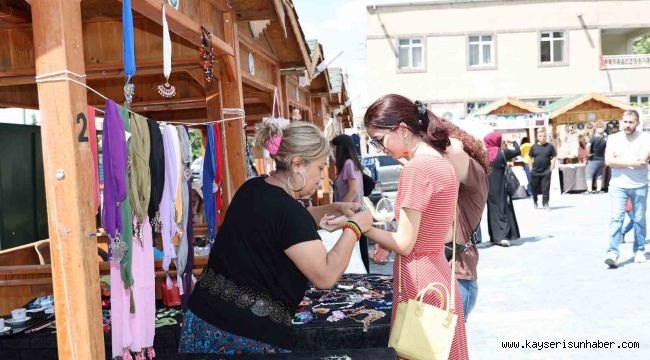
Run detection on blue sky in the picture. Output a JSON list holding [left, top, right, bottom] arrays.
[[294, 0, 431, 117]]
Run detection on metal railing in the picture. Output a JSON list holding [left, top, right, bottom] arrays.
[[601, 54, 650, 69]]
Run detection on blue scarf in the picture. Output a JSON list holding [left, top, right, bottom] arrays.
[[123, 0, 136, 79], [202, 125, 217, 246]]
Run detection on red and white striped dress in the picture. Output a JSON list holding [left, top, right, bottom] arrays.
[[392, 154, 468, 360]]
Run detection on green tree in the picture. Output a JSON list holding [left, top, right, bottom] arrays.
[[633, 34, 650, 54]]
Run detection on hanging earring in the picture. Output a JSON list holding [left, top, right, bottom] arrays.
[[287, 172, 306, 193]]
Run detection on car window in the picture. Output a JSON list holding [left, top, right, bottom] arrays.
[[377, 156, 400, 167]]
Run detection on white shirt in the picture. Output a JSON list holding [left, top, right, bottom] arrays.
[[607, 131, 650, 189]]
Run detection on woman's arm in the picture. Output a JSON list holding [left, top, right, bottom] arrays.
[[285, 211, 372, 289], [364, 207, 422, 256], [307, 202, 359, 225], [504, 141, 521, 160]]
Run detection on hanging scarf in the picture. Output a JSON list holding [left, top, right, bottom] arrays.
[[175, 126, 191, 295], [171, 126, 183, 247], [147, 119, 165, 229], [87, 106, 101, 214], [128, 113, 151, 234], [213, 123, 224, 226], [101, 100, 128, 254], [123, 0, 136, 103], [118, 107, 135, 309], [181, 177, 194, 310], [202, 125, 217, 245], [484, 132, 503, 163], [160, 125, 178, 288]]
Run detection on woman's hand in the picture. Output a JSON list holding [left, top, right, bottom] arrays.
[[319, 214, 349, 232], [369, 244, 391, 264], [335, 202, 360, 217], [350, 210, 373, 234]]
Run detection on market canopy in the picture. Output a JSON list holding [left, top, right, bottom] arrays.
[[472, 97, 543, 115], [543, 93, 634, 123]]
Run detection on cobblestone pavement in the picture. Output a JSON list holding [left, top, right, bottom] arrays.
[[369, 190, 650, 359]]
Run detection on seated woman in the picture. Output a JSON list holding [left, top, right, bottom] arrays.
[[179, 121, 372, 355]]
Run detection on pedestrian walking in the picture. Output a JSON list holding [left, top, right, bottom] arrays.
[[604, 110, 650, 267], [586, 128, 607, 193], [484, 132, 520, 247], [529, 131, 557, 210]]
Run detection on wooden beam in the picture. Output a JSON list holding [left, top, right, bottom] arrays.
[[236, 9, 276, 21], [0, 4, 31, 24], [30, 0, 105, 359], [92, 97, 208, 112], [241, 71, 276, 93], [116, 0, 234, 57], [283, 3, 312, 79], [220, 10, 248, 207]]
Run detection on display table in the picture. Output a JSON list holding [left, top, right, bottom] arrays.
[[559, 164, 587, 193], [0, 274, 394, 360]]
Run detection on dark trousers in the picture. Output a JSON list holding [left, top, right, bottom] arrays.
[[531, 171, 552, 206]]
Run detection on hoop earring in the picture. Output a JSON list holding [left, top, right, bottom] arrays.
[[287, 172, 306, 193]]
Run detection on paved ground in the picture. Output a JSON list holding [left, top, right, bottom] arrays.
[[369, 190, 650, 359]]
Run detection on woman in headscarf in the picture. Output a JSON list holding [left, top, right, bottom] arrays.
[[484, 132, 521, 247]]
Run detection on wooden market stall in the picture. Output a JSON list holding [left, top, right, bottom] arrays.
[[470, 96, 545, 142], [0, 0, 286, 357], [543, 93, 633, 160]]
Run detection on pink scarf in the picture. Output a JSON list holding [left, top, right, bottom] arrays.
[[484, 132, 502, 162]]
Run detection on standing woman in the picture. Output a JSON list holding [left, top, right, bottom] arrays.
[[331, 134, 370, 272], [179, 121, 372, 354], [484, 132, 520, 247], [362, 94, 468, 359]]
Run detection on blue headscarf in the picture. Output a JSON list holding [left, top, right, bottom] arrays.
[[123, 0, 136, 80]]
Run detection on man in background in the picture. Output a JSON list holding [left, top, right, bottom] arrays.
[[604, 110, 650, 267], [529, 131, 557, 210]]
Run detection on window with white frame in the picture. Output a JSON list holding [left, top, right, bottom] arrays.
[[468, 35, 494, 67], [630, 95, 650, 105], [537, 99, 557, 108], [398, 38, 424, 70], [540, 31, 565, 63], [466, 101, 488, 114]]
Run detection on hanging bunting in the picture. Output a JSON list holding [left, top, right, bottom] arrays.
[[158, 4, 176, 98], [123, 0, 137, 105], [200, 26, 215, 83]]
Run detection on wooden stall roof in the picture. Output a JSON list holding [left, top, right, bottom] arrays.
[[328, 67, 353, 128], [543, 93, 634, 119], [473, 97, 543, 115], [306, 39, 331, 94], [0, 0, 238, 123]]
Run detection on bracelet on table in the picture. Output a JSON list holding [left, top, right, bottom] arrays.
[[342, 223, 361, 241]]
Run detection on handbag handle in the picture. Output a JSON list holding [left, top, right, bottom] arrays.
[[397, 199, 458, 311], [416, 282, 450, 311]]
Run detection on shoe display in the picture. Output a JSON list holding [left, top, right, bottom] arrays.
[[604, 251, 618, 268], [634, 251, 646, 263]]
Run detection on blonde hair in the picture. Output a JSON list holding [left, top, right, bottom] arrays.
[[255, 120, 330, 170]]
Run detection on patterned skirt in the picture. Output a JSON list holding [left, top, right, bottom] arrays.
[[178, 309, 291, 355]]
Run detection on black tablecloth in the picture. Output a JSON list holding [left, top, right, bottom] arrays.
[[0, 274, 394, 359]]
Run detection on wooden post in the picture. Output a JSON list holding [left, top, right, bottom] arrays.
[[31, 1, 104, 359], [219, 11, 248, 209]]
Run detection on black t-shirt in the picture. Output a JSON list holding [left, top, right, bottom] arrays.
[[589, 136, 607, 161], [529, 143, 557, 175], [188, 176, 320, 349]]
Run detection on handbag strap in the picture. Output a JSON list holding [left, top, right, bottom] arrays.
[[397, 199, 458, 311]]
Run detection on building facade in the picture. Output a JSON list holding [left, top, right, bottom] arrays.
[[366, 0, 650, 123]]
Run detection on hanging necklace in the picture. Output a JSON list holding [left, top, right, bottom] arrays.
[[157, 4, 176, 98]]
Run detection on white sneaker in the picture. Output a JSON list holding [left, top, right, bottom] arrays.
[[604, 252, 618, 267], [634, 251, 647, 263]]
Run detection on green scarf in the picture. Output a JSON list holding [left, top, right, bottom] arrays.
[[119, 106, 135, 313]]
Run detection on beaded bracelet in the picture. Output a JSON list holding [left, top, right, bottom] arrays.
[[342, 223, 361, 241], [347, 220, 364, 234]]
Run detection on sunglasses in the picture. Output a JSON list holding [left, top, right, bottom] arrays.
[[369, 127, 398, 152]]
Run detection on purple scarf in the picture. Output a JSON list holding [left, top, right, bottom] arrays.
[[102, 100, 128, 242]]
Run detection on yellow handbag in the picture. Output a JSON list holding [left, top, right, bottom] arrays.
[[388, 203, 458, 360]]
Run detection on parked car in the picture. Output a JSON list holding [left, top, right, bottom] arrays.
[[361, 154, 402, 192]]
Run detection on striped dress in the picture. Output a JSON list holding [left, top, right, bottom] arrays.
[[392, 154, 469, 360]]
